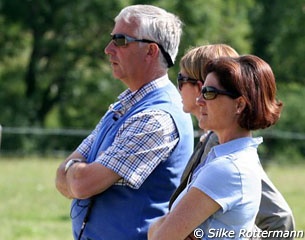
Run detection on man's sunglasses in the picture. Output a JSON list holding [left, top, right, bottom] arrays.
[[177, 73, 198, 91], [111, 34, 174, 68], [201, 86, 240, 100]]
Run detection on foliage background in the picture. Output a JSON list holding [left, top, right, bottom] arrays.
[[0, 0, 304, 163]]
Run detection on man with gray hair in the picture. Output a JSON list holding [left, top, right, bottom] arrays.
[[55, 4, 193, 240]]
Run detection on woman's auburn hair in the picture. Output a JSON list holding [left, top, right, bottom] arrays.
[[204, 55, 283, 130]]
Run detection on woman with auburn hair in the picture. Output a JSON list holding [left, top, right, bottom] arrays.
[[149, 55, 287, 240], [171, 45, 294, 240]]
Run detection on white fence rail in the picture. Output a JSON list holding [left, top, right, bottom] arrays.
[[2, 126, 90, 136], [0, 126, 304, 155], [1, 126, 305, 139]]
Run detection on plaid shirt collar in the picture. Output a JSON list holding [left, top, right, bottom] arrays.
[[117, 74, 170, 114]]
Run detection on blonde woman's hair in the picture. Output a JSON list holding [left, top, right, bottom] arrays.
[[180, 44, 239, 82]]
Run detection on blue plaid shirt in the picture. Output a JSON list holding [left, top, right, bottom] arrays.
[[77, 75, 179, 189]]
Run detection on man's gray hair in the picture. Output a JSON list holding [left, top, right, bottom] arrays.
[[115, 4, 183, 68]]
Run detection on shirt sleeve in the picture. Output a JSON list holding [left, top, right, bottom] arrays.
[[96, 109, 179, 189], [191, 158, 243, 213], [255, 169, 295, 232]]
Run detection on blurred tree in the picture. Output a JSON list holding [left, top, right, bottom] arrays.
[[169, 0, 254, 70], [0, 0, 131, 153], [250, 0, 305, 85], [0, 0, 126, 128]]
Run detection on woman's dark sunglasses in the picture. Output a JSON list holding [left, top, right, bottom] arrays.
[[111, 34, 174, 67], [177, 73, 199, 91], [201, 86, 240, 100]]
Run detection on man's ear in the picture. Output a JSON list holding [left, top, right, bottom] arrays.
[[147, 43, 159, 58]]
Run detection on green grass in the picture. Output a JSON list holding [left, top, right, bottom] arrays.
[[0, 158, 304, 239], [264, 162, 305, 231], [0, 158, 71, 240]]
